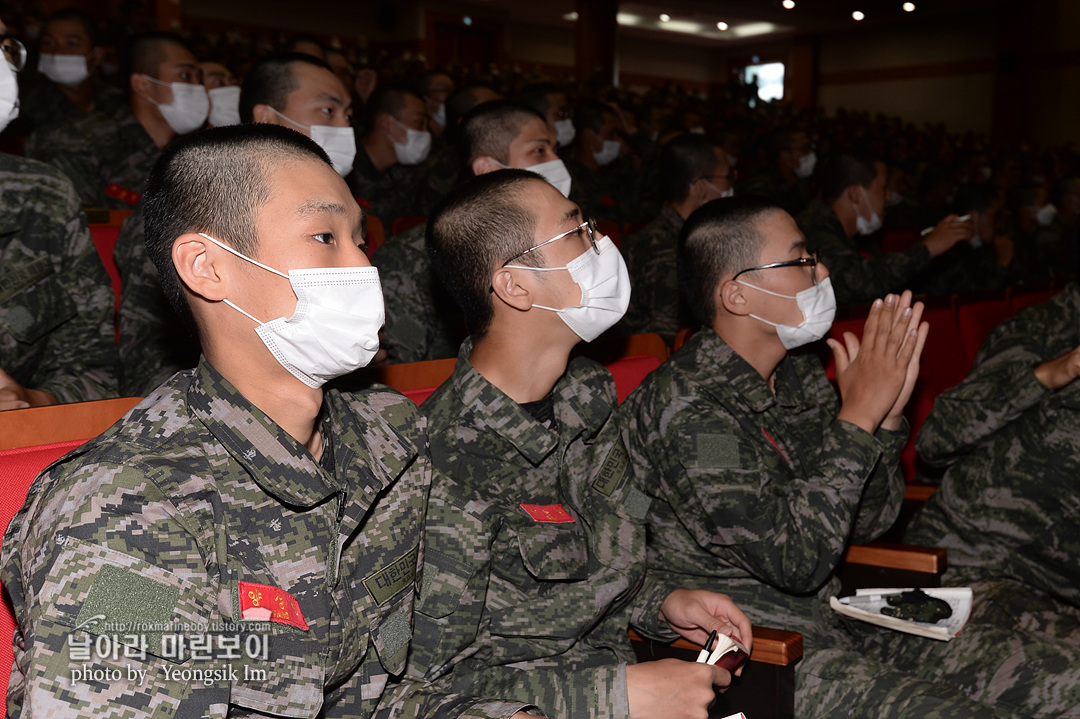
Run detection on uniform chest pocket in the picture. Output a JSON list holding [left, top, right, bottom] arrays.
[[229, 632, 325, 719], [0, 257, 77, 344], [516, 520, 592, 581]]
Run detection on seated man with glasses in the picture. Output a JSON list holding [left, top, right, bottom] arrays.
[[0, 16, 117, 410], [413, 168, 755, 718], [622, 196, 1080, 717], [620, 133, 734, 342]]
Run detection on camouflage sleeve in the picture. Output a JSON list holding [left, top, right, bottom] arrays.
[[808, 226, 933, 305], [2, 459, 230, 718], [372, 230, 438, 365], [24, 126, 103, 209], [115, 208, 199, 396], [10, 166, 117, 402], [623, 373, 888, 594], [374, 679, 537, 719], [850, 420, 907, 543], [620, 229, 680, 341], [916, 286, 1080, 466]]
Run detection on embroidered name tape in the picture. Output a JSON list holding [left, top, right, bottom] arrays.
[[520, 504, 576, 523], [237, 581, 309, 631]]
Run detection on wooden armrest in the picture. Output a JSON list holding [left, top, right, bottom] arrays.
[[904, 484, 936, 502], [843, 542, 946, 575], [628, 625, 803, 667]]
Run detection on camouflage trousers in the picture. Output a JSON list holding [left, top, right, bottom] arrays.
[[731, 580, 1080, 718]]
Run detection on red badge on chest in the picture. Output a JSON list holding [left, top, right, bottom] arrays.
[[237, 581, 310, 631], [520, 503, 576, 523]]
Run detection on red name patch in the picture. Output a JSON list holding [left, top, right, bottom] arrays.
[[104, 183, 142, 206], [520, 503, 576, 523], [237, 581, 309, 631]]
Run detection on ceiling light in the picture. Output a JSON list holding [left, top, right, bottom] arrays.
[[717, 21, 729, 30], [902, 2, 915, 10], [463, 15, 473, 25], [782, 0, 795, 8], [852, 10, 865, 20], [562, 11, 579, 21], [659, 13, 671, 22]]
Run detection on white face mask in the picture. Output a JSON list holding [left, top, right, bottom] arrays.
[[726, 152, 739, 169], [593, 139, 621, 167], [141, 75, 209, 134], [737, 276, 837, 350], [506, 236, 630, 342], [528, 158, 572, 198], [388, 115, 432, 165], [431, 102, 446, 127], [207, 85, 241, 127], [856, 187, 884, 236], [268, 106, 356, 177], [0, 58, 19, 134], [38, 53, 89, 87], [199, 233, 384, 388], [794, 151, 817, 180], [554, 118, 576, 147], [1036, 203, 1058, 227], [702, 178, 734, 199]]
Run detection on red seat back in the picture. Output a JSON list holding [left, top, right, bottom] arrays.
[[1010, 287, 1057, 313], [603, 354, 663, 403], [390, 215, 427, 237], [0, 439, 89, 710], [956, 298, 1010, 368], [405, 387, 438, 405]]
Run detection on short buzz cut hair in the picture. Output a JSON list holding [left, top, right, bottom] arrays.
[[240, 52, 334, 123], [363, 84, 419, 131], [143, 124, 333, 337], [128, 31, 193, 79], [661, 133, 722, 203], [573, 98, 616, 135], [459, 100, 547, 178], [678, 195, 782, 327], [818, 151, 881, 203], [427, 170, 546, 339]]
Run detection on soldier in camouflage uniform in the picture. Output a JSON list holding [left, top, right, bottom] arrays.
[[622, 196, 1080, 717], [905, 283, 1080, 618], [25, 33, 206, 209], [0, 153, 117, 409], [2, 124, 526, 718], [352, 86, 430, 229], [565, 99, 642, 226], [620, 134, 733, 342], [0, 25, 116, 410], [736, 127, 815, 218], [375, 100, 565, 364], [10, 8, 125, 139], [798, 152, 972, 306], [414, 169, 753, 718]]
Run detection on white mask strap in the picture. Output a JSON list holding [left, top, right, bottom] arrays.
[[735, 279, 797, 300], [198, 232, 289, 279], [503, 264, 567, 272], [267, 105, 309, 131], [223, 298, 265, 325]]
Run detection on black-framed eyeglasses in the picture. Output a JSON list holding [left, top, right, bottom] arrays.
[[0, 35, 26, 72], [732, 252, 820, 285], [501, 218, 600, 268]]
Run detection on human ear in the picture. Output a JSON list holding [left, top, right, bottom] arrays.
[[129, 72, 152, 98], [173, 233, 229, 303], [718, 278, 750, 316], [251, 104, 277, 125], [472, 156, 501, 176], [489, 268, 534, 312]]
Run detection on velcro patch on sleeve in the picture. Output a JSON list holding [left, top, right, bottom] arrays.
[[362, 543, 419, 606], [237, 581, 309, 631], [592, 442, 629, 497], [520, 504, 576, 523], [694, 433, 741, 468], [75, 564, 179, 650]]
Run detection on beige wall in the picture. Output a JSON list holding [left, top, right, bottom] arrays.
[[815, 17, 998, 135]]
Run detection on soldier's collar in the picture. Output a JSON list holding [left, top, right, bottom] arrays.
[[693, 329, 782, 413], [188, 359, 339, 507]]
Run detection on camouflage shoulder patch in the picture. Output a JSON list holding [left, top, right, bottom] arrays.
[[693, 433, 741, 468], [363, 543, 419, 606], [592, 441, 629, 497], [75, 564, 178, 654]]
